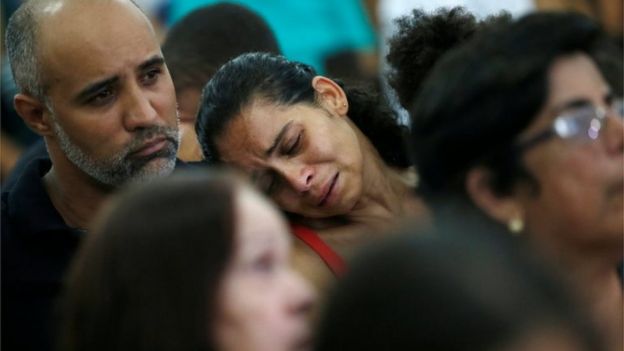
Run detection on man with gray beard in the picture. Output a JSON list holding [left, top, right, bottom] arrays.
[[2, 1, 180, 350]]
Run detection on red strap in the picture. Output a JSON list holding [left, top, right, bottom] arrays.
[[290, 224, 347, 277]]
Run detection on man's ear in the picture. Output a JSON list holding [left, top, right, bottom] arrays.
[[311, 76, 349, 116], [13, 93, 54, 136], [465, 167, 524, 226]]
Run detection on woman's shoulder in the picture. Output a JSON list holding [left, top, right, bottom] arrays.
[[290, 237, 336, 294]]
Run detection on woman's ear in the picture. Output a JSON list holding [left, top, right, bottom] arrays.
[[13, 93, 55, 136], [311, 76, 348, 116], [465, 167, 525, 227]]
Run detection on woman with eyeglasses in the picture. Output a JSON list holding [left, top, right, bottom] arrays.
[[405, 11, 623, 351]]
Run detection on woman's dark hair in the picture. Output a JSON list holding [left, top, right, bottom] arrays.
[[58, 171, 238, 351], [196, 52, 410, 168], [315, 224, 603, 351], [409, 11, 615, 205], [386, 7, 511, 109]]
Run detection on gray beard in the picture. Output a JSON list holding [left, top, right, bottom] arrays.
[[50, 115, 179, 187]]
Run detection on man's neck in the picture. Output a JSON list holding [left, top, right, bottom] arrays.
[[43, 164, 113, 230]]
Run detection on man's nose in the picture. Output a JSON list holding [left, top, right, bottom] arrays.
[[122, 83, 159, 131]]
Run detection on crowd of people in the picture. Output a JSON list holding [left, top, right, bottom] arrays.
[[1, 1, 622, 351]]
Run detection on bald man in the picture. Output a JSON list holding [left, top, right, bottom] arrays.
[[2, 1, 180, 349]]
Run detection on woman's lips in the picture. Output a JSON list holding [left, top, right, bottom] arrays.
[[318, 172, 339, 207]]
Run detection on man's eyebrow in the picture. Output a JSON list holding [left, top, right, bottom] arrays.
[[265, 120, 293, 156], [138, 55, 165, 71], [73, 56, 165, 104], [74, 76, 119, 104]]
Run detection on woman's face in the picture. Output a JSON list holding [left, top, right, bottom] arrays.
[[515, 53, 623, 256], [215, 95, 365, 218], [214, 188, 315, 351]]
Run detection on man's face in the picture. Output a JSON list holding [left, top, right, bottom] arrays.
[[39, 0, 179, 186]]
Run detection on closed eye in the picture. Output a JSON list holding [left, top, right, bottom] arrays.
[[285, 132, 302, 155]]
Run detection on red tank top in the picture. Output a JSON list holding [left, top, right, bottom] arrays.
[[291, 224, 347, 276]]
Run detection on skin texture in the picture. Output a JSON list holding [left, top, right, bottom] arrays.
[[12, 0, 180, 229], [214, 188, 315, 351], [215, 77, 428, 293], [516, 54, 623, 259], [217, 100, 364, 219], [38, 0, 179, 186]]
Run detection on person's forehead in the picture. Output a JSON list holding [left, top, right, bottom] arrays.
[[218, 102, 290, 165], [217, 117, 271, 171], [39, 0, 152, 39], [523, 53, 608, 135], [38, 0, 158, 84], [547, 53, 608, 104]]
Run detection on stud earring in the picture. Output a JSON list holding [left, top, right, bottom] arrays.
[[508, 217, 524, 234]]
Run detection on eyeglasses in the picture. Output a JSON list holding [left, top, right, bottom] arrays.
[[515, 98, 624, 151]]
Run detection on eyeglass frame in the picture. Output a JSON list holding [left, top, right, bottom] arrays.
[[514, 98, 624, 152]]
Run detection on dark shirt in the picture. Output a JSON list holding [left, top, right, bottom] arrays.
[[3, 138, 48, 191], [2, 158, 82, 351], [1, 156, 199, 351]]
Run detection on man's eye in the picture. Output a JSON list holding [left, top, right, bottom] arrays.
[[141, 69, 161, 86], [89, 89, 114, 106]]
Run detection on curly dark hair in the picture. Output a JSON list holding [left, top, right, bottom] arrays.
[[196, 52, 410, 168], [410, 11, 614, 205], [386, 7, 511, 110]]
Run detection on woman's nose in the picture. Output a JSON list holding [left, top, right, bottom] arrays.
[[278, 163, 314, 194], [602, 112, 624, 155]]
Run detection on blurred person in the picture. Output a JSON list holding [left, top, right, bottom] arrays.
[[196, 52, 429, 291], [533, 0, 622, 42], [162, 2, 281, 162], [315, 226, 604, 351], [375, 0, 533, 125], [409, 11, 623, 350], [386, 7, 622, 111], [59, 171, 315, 351], [386, 7, 511, 111], [2, 0, 179, 349], [167, 0, 376, 76]]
